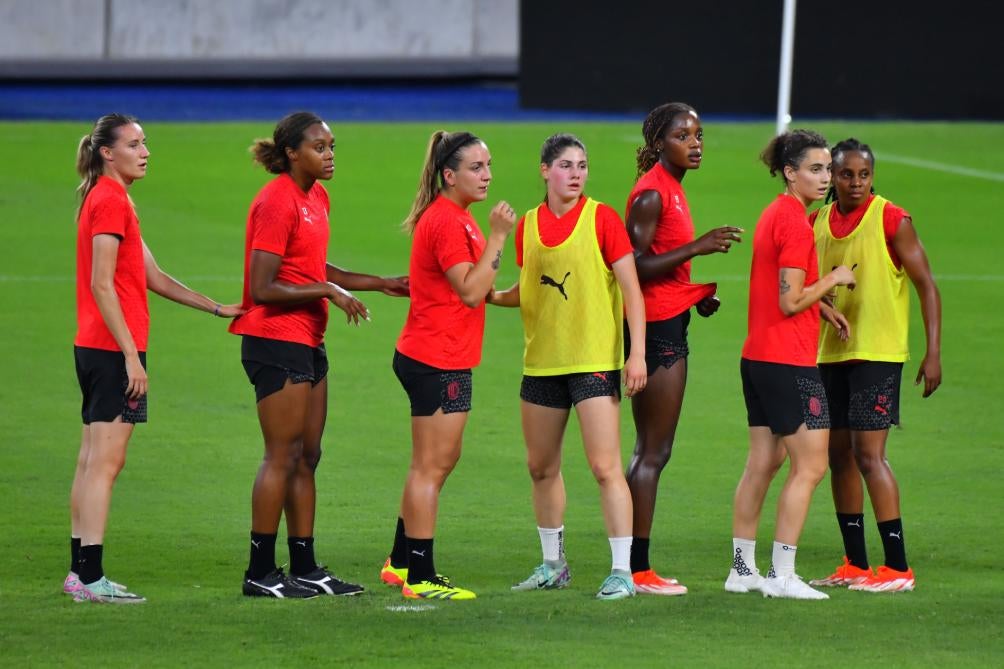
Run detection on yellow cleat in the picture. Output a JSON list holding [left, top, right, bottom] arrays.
[[380, 558, 408, 587], [401, 575, 476, 600]]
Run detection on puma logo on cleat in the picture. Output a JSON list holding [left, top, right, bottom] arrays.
[[540, 272, 571, 300]]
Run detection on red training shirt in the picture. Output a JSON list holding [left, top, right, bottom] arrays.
[[75, 176, 149, 352], [397, 195, 487, 369], [742, 194, 820, 367], [229, 173, 331, 347], [626, 162, 716, 321], [808, 195, 909, 268], [515, 196, 633, 268]]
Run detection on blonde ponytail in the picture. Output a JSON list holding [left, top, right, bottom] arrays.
[[401, 130, 482, 234]]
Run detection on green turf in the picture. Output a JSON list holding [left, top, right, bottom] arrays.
[[0, 120, 1002, 667]]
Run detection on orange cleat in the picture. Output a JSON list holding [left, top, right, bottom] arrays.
[[849, 565, 915, 592], [380, 558, 407, 587], [809, 556, 873, 587], [632, 569, 688, 596]]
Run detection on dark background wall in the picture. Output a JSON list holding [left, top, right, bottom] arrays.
[[519, 0, 1004, 119]]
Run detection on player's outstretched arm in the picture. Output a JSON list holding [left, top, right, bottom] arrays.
[[142, 241, 242, 318]]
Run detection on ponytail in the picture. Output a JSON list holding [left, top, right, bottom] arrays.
[[760, 128, 828, 182], [402, 130, 481, 234], [250, 111, 325, 174], [75, 113, 136, 218]]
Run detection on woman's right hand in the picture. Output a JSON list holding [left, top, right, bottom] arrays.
[[125, 353, 148, 400], [692, 226, 744, 255], [328, 283, 370, 325], [830, 265, 857, 289], [489, 201, 517, 237]]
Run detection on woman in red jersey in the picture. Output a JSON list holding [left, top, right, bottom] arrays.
[[230, 112, 408, 599], [69, 113, 242, 604], [724, 129, 855, 600], [491, 133, 647, 601], [624, 102, 744, 595], [379, 130, 515, 600], [807, 138, 941, 594]]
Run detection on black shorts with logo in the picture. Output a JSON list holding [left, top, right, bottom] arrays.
[[625, 311, 691, 377], [520, 370, 621, 410], [819, 361, 903, 431], [241, 335, 329, 403], [74, 346, 148, 425], [393, 350, 472, 417], [741, 358, 830, 436]]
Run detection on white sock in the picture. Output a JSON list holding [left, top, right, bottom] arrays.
[[771, 541, 797, 577], [538, 526, 565, 563], [609, 536, 632, 573], [732, 538, 757, 575]]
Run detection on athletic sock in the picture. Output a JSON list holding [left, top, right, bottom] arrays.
[[71, 536, 81, 574], [390, 517, 408, 568], [877, 518, 908, 571], [78, 544, 104, 584], [538, 526, 565, 564], [246, 532, 278, 580], [771, 541, 797, 578], [609, 536, 632, 573], [630, 536, 651, 573], [405, 537, 435, 584], [837, 512, 869, 569], [731, 538, 757, 576], [288, 536, 317, 576]]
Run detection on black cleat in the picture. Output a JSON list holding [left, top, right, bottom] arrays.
[[290, 566, 365, 596], [243, 568, 319, 599]]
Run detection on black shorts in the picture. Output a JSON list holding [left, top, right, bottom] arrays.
[[392, 350, 472, 417], [819, 361, 903, 431], [74, 346, 148, 425], [520, 370, 621, 409], [741, 358, 830, 436], [625, 311, 690, 377], [241, 335, 329, 403]]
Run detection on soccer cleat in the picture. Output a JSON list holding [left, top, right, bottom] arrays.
[[511, 561, 571, 591], [380, 558, 408, 587], [632, 569, 688, 596], [724, 568, 766, 594], [73, 576, 146, 604], [290, 566, 365, 596], [761, 574, 829, 600], [809, 556, 874, 587], [849, 565, 915, 592], [402, 575, 476, 600], [596, 570, 636, 600], [242, 568, 318, 599], [64, 571, 127, 596]]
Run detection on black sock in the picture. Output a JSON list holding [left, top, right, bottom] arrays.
[[288, 536, 317, 576], [78, 544, 104, 584], [837, 513, 869, 569], [877, 518, 908, 571], [405, 537, 435, 584], [390, 517, 409, 568], [71, 537, 82, 574], [246, 532, 278, 580], [630, 536, 651, 573]]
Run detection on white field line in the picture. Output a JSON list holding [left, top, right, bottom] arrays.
[[878, 153, 1004, 183]]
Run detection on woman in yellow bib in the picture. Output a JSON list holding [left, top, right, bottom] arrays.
[[807, 138, 942, 593], [490, 133, 647, 600]]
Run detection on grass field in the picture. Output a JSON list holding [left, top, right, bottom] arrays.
[[0, 119, 1002, 668]]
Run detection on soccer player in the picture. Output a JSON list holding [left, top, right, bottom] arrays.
[[379, 130, 515, 600], [68, 113, 242, 603], [624, 103, 743, 595], [491, 133, 647, 600], [725, 129, 856, 600], [807, 138, 941, 593], [231, 112, 408, 598]]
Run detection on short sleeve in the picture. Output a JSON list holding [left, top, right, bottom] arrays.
[[775, 208, 814, 272], [90, 192, 130, 239], [514, 217, 526, 268], [883, 201, 909, 242], [250, 196, 295, 256], [595, 204, 634, 266], [429, 213, 477, 273]]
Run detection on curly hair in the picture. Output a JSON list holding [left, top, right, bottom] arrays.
[[636, 102, 696, 176]]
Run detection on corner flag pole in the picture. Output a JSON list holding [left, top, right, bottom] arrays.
[[776, 0, 797, 135]]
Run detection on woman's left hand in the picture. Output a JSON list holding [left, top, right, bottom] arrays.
[[623, 354, 648, 397], [821, 303, 851, 341], [696, 295, 721, 318], [215, 303, 246, 318], [381, 276, 410, 297]]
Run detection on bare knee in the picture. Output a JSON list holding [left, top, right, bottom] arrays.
[[589, 459, 622, 486], [264, 443, 303, 477], [854, 450, 887, 478], [527, 457, 560, 483], [301, 444, 322, 472], [639, 437, 674, 471]]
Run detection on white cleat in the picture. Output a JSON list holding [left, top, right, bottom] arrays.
[[724, 568, 766, 593], [761, 574, 829, 600]]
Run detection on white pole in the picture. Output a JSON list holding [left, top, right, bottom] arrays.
[[776, 0, 797, 135]]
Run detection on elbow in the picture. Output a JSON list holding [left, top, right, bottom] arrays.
[[779, 301, 798, 317], [249, 286, 271, 306], [460, 294, 483, 309]]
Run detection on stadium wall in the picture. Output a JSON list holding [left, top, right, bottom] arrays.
[[0, 0, 518, 78], [519, 0, 1004, 120]]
